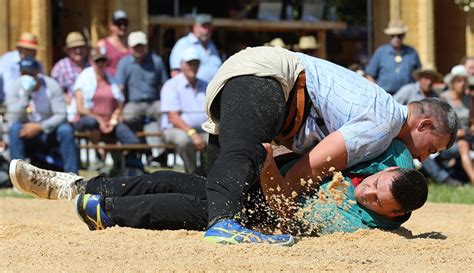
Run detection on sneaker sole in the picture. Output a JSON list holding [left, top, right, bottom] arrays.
[[204, 235, 296, 247], [9, 159, 27, 195]]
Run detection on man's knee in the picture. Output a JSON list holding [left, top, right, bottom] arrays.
[[56, 123, 75, 139]]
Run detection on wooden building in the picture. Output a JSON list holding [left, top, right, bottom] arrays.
[[0, 0, 473, 74]]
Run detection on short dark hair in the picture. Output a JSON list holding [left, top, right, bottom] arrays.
[[409, 98, 459, 149], [390, 168, 428, 213]]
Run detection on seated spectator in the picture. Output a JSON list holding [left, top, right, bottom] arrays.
[[169, 14, 222, 82], [6, 57, 78, 173], [444, 56, 474, 90], [116, 31, 168, 132], [97, 9, 130, 76], [439, 65, 474, 184], [1, 32, 43, 103], [160, 48, 208, 173], [394, 66, 463, 186], [51, 32, 89, 122], [293, 35, 319, 57], [73, 47, 143, 173]]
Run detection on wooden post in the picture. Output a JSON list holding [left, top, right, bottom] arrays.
[[318, 30, 327, 59], [0, 0, 9, 54], [31, 0, 52, 72], [417, 0, 435, 66], [390, 0, 401, 21], [90, 0, 108, 46], [467, 9, 474, 57]]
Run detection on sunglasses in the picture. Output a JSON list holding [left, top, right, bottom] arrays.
[[391, 34, 405, 39], [113, 20, 129, 27]]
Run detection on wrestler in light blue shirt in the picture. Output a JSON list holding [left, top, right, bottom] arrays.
[[160, 73, 208, 130], [169, 33, 222, 83], [293, 53, 408, 168], [365, 44, 421, 94]]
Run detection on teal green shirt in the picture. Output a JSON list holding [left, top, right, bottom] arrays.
[[300, 139, 414, 235]]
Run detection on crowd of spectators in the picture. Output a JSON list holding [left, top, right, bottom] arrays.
[[0, 11, 472, 186]]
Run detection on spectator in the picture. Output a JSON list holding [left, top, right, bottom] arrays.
[[293, 35, 319, 57], [73, 47, 143, 173], [51, 32, 89, 122], [169, 14, 222, 82], [97, 9, 130, 76], [365, 21, 421, 95], [439, 65, 474, 184], [444, 56, 474, 90], [116, 31, 168, 132], [1, 32, 43, 103], [160, 48, 208, 173], [393, 66, 463, 186], [263, 37, 289, 48], [6, 56, 78, 173]]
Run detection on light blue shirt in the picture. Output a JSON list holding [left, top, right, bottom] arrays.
[[1, 50, 44, 102], [169, 33, 222, 82], [116, 53, 168, 102], [160, 73, 208, 130], [293, 53, 408, 167], [365, 44, 421, 94]]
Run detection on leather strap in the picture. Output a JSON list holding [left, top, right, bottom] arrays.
[[277, 72, 306, 141]]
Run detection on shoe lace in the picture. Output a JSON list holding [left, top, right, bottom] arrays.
[[28, 168, 79, 200]]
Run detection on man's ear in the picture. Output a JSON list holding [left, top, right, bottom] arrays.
[[418, 119, 434, 132], [388, 211, 406, 217]]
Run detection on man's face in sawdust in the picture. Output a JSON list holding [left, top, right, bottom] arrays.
[[354, 168, 405, 218]]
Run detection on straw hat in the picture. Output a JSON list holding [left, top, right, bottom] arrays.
[[65, 32, 87, 49], [264, 38, 289, 48], [444, 65, 469, 84], [16, 32, 39, 50], [412, 65, 443, 82], [294, 35, 319, 51], [384, 21, 408, 35]]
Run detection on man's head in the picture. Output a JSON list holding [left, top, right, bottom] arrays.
[[16, 32, 38, 59], [448, 65, 469, 92], [412, 66, 442, 94], [180, 48, 200, 83], [128, 31, 148, 60], [110, 9, 129, 38], [19, 56, 41, 91], [355, 167, 428, 218], [64, 32, 88, 65], [403, 98, 458, 161], [384, 21, 408, 49], [192, 14, 213, 44]]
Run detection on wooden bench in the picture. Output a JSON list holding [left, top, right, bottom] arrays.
[[75, 131, 175, 172]]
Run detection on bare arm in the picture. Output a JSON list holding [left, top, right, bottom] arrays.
[[365, 74, 376, 83], [260, 131, 348, 218]]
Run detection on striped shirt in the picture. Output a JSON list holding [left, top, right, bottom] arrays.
[[51, 57, 87, 94], [294, 53, 408, 167]]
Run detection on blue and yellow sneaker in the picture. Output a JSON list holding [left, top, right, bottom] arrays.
[[75, 194, 115, 231], [204, 219, 295, 246]]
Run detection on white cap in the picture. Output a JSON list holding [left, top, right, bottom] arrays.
[[181, 47, 200, 63], [128, 31, 148, 47]]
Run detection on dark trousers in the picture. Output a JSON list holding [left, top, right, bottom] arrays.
[[84, 171, 279, 231], [205, 76, 287, 225], [85, 171, 208, 230]]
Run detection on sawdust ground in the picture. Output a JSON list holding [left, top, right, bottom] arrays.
[[0, 198, 473, 271]]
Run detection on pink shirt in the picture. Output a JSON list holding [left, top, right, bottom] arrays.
[[92, 80, 118, 122], [104, 39, 130, 76]]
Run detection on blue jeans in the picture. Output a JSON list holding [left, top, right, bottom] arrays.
[[8, 122, 79, 173]]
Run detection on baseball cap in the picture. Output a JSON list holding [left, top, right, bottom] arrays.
[[65, 32, 87, 49], [128, 31, 148, 47], [195, 14, 213, 25], [181, 47, 200, 63], [19, 56, 40, 72], [90, 47, 108, 62], [112, 9, 128, 23]]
